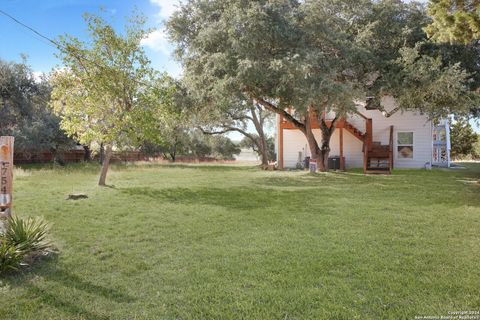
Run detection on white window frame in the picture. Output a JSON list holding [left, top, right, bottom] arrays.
[[397, 131, 414, 160]]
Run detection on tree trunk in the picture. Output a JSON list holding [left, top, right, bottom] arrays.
[[304, 112, 322, 171], [304, 108, 338, 172], [99, 142, 105, 165], [252, 97, 338, 172], [83, 145, 91, 161], [318, 119, 334, 172], [318, 116, 338, 171], [250, 106, 269, 168], [98, 144, 112, 186], [170, 143, 177, 162]]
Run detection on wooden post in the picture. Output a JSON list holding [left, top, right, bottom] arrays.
[[278, 115, 284, 170], [389, 125, 394, 173], [366, 118, 373, 151], [0, 136, 14, 219], [339, 127, 345, 171]]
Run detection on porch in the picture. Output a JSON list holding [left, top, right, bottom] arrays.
[[277, 113, 394, 174]]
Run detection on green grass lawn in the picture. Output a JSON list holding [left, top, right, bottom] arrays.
[[1, 163, 479, 319]]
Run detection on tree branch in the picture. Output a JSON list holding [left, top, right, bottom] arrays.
[[383, 106, 401, 117], [246, 94, 306, 133], [198, 126, 260, 149], [198, 126, 235, 135], [226, 110, 253, 122]]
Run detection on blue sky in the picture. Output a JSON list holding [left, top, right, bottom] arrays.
[[0, 0, 426, 77], [0, 0, 181, 76], [0, 0, 478, 134]]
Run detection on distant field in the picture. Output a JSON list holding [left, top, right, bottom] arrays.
[[1, 163, 479, 319]]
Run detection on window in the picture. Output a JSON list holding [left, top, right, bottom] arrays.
[[397, 132, 413, 159]]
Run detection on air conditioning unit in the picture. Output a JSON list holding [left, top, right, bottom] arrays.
[[328, 156, 343, 170]]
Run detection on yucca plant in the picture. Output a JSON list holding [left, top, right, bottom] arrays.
[[0, 239, 25, 274], [4, 215, 51, 253]]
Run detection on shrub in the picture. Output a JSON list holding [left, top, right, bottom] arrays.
[[0, 240, 25, 274], [3, 215, 51, 253], [0, 215, 52, 274]]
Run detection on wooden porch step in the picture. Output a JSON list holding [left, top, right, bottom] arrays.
[[372, 144, 389, 149], [365, 168, 391, 174], [369, 143, 390, 158], [368, 152, 389, 158], [367, 157, 391, 173], [363, 125, 394, 175]]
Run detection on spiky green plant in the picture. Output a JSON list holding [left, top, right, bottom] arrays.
[[4, 216, 51, 253], [0, 239, 25, 274]]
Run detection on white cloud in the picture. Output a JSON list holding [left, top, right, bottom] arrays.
[[140, 29, 172, 55], [150, 0, 180, 20], [32, 71, 44, 83], [141, 0, 181, 55]]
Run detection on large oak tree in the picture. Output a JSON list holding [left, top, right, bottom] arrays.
[[168, 0, 478, 171]]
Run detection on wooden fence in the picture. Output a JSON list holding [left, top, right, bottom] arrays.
[[14, 150, 85, 164], [13, 150, 233, 164]]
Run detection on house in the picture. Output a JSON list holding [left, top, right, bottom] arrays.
[[276, 96, 451, 173]]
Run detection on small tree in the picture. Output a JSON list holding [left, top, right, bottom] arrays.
[[137, 77, 193, 162], [208, 135, 241, 160], [197, 100, 273, 167], [51, 12, 171, 185], [239, 135, 276, 162], [144, 126, 189, 162], [450, 120, 478, 158], [474, 134, 480, 158]]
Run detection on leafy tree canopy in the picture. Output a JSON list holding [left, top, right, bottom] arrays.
[[50, 11, 173, 148], [50, 11, 175, 184], [169, 0, 476, 119], [425, 0, 480, 44], [0, 58, 73, 154], [450, 120, 478, 158], [168, 0, 479, 170]]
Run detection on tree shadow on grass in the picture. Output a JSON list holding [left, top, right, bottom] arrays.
[[254, 174, 353, 188], [159, 163, 256, 171], [253, 170, 480, 209], [24, 285, 111, 320], [120, 186, 309, 211], [44, 268, 134, 303], [3, 255, 135, 319]]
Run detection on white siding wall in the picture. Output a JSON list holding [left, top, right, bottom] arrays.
[[282, 129, 364, 169], [360, 97, 433, 169], [283, 129, 309, 168], [279, 97, 434, 169]]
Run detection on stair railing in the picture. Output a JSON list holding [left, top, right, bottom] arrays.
[[366, 118, 373, 152], [363, 134, 368, 173], [363, 118, 373, 174], [389, 125, 394, 172]]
